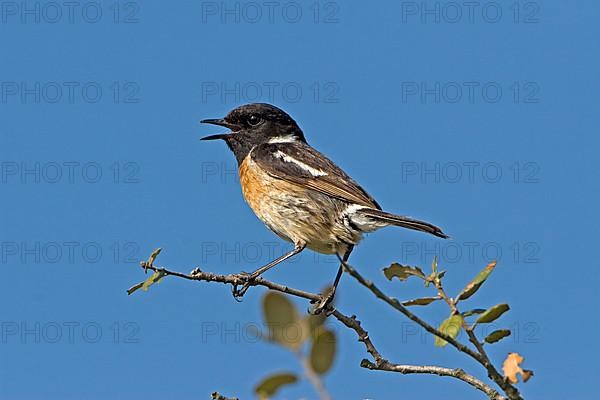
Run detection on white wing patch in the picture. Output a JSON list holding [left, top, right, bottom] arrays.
[[268, 135, 298, 144], [344, 204, 387, 232], [273, 150, 328, 177], [345, 204, 367, 215]]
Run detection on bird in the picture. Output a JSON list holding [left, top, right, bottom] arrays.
[[201, 103, 448, 312]]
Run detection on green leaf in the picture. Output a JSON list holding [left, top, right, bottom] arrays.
[[484, 329, 511, 344], [310, 329, 337, 375], [262, 292, 304, 350], [255, 372, 298, 399], [435, 314, 464, 347], [401, 296, 441, 306], [383, 263, 425, 282], [146, 248, 162, 265], [456, 261, 497, 301], [127, 269, 167, 295], [126, 282, 144, 296], [476, 304, 510, 324], [128, 249, 166, 295], [424, 257, 445, 287], [295, 317, 312, 348], [303, 313, 326, 347], [306, 313, 326, 333], [142, 270, 166, 291], [461, 309, 486, 318], [425, 271, 446, 287]]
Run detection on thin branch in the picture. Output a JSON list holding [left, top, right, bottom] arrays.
[[130, 250, 507, 400], [130, 261, 321, 302], [339, 262, 485, 363], [211, 392, 238, 400], [432, 272, 523, 400], [433, 276, 458, 314], [362, 360, 505, 400], [330, 310, 504, 400]]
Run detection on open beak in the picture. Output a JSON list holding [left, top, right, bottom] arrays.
[[200, 118, 238, 141], [199, 132, 230, 141]]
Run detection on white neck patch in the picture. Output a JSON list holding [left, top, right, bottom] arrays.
[[273, 150, 328, 177], [268, 135, 298, 144]]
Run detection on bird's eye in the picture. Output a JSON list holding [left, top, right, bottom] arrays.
[[248, 115, 262, 126]]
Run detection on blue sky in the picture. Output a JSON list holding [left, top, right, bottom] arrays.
[[1, 1, 599, 399]]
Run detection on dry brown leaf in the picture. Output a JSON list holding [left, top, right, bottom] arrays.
[[502, 352, 534, 384]]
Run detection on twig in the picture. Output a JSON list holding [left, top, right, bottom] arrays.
[[433, 275, 458, 314], [330, 311, 505, 400], [130, 250, 517, 400], [211, 392, 238, 400], [432, 271, 523, 400], [362, 361, 505, 400], [132, 261, 321, 302], [340, 262, 484, 363]]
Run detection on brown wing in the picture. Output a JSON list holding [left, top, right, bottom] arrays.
[[251, 142, 381, 209]]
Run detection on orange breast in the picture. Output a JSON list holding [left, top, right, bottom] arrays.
[[238, 154, 359, 253], [239, 155, 269, 215], [238, 154, 307, 243]]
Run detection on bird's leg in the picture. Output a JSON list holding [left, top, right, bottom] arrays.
[[232, 243, 306, 298], [312, 245, 354, 314]]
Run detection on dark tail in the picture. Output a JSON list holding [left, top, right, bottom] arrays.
[[361, 208, 449, 239]]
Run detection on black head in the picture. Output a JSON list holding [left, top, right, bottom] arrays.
[[201, 103, 306, 164]]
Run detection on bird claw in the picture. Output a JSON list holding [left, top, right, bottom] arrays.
[[232, 272, 253, 299], [310, 292, 335, 315]]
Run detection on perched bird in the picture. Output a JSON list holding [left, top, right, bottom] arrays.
[[201, 103, 447, 311]]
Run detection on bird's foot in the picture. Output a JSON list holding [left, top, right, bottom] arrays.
[[231, 271, 255, 300], [310, 290, 336, 315]]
